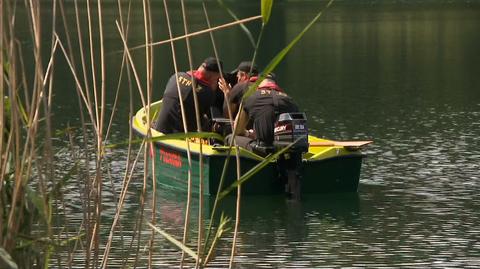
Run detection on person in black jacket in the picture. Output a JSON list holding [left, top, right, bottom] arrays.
[[154, 57, 223, 134], [227, 76, 299, 156], [218, 61, 259, 119]]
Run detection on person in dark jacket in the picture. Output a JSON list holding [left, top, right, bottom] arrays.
[[218, 61, 259, 119], [154, 57, 223, 133], [227, 76, 299, 156]]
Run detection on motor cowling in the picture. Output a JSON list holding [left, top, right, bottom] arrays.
[[273, 112, 308, 200], [273, 112, 309, 153]]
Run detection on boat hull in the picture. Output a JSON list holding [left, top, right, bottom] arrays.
[[150, 142, 363, 196], [133, 100, 367, 196]]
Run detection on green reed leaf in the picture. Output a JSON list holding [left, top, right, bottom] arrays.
[[261, 0, 274, 25], [147, 222, 199, 262], [3, 89, 29, 126], [0, 247, 18, 269], [25, 185, 50, 225], [3, 96, 11, 140], [50, 162, 78, 197], [15, 233, 84, 249], [217, 137, 304, 200], [244, 0, 335, 100], [217, 0, 256, 48], [204, 212, 231, 265]]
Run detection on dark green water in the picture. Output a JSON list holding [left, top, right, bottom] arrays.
[[18, 1, 480, 267]]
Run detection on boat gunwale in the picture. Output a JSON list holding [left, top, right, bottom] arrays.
[[131, 115, 266, 161], [131, 100, 365, 162]]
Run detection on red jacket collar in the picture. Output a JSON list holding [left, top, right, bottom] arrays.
[[187, 70, 210, 86]]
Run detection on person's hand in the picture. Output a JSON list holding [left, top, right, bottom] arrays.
[[245, 129, 256, 139], [218, 77, 231, 97], [212, 122, 222, 133]]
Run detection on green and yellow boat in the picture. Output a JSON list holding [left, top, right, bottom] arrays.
[[132, 100, 371, 197]]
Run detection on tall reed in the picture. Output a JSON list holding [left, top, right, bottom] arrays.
[[1, 0, 56, 267], [1, 1, 333, 268]]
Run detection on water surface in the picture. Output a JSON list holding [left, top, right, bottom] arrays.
[[24, 1, 480, 267]]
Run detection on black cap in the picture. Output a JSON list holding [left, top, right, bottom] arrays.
[[233, 61, 258, 75], [265, 72, 276, 82], [202, 57, 223, 73]]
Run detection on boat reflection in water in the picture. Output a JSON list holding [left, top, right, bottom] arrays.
[[153, 189, 361, 235]]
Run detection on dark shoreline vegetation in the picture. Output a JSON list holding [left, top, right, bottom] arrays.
[[1, 0, 335, 267]]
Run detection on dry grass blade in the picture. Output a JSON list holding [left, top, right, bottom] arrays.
[[147, 222, 199, 262], [128, 15, 262, 52]]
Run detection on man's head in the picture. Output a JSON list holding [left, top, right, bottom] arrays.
[[265, 72, 276, 82], [258, 72, 278, 88], [234, 61, 258, 83], [202, 57, 223, 73], [198, 57, 223, 89]]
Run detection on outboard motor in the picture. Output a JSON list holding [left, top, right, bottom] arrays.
[[273, 113, 308, 200]]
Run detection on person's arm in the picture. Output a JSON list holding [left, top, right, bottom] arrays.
[[234, 109, 250, 137], [218, 77, 231, 98], [218, 77, 234, 117]]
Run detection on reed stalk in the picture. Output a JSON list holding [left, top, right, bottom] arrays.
[[178, 1, 197, 267], [73, 0, 96, 145], [84, 1, 97, 266], [3, 1, 57, 266], [0, 0, 8, 248], [140, 0, 157, 267], [121, 12, 137, 265], [43, 0, 57, 266], [0, 0, 5, 199], [3, 6, 14, 265], [6, 0, 42, 255], [72, 8, 96, 257], [162, 1, 199, 268], [113, 18, 151, 269], [65, 128, 88, 268], [223, 10, 268, 266], [117, 5, 138, 267], [57, 1, 88, 264], [201, 3, 245, 267], [129, 15, 262, 52], [100, 0, 136, 266], [1, 1, 333, 267], [228, 150, 242, 269], [91, 1, 106, 266], [3, 1, 68, 266]]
